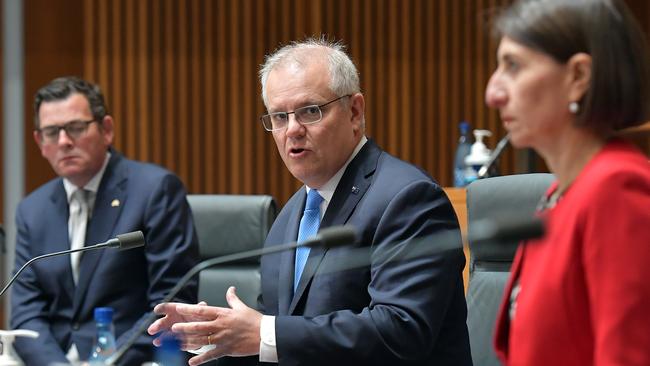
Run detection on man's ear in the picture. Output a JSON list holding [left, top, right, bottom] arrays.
[[33, 130, 44, 152], [567, 52, 592, 103], [349, 93, 365, 133], [100, 115, 115, 145]]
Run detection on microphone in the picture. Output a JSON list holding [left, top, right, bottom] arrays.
[[316, 217, 546, 275], [105, 225, 358, 365], [113, 231, 147, 250], [0, 231, 146, 298], [478, 134, 509, 179], [468, 216, 544, 244]]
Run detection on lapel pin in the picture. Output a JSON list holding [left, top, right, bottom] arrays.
[[111, 199, 120, 207], [351, 186, 360, 194]]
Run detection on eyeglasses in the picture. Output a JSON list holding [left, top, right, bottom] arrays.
[[36, 119, 98, 144], [260, 95, 351, 131]]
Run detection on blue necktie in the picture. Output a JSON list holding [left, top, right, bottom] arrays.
[[294, 189, 323, 291]]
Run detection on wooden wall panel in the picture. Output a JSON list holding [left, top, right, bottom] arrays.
[[6, 0, 648, 341], [18, 0, 646, 206], [77, 0, 512, 205], [23, 0, 86, 192]]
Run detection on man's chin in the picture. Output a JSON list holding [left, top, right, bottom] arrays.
[[56, 166, 85, 181], [289, 169, 326, 188]]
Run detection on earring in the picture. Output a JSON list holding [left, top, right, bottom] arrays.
[[569, 102, 580, 114]]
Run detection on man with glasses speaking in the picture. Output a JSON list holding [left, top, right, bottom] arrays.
[[149, 39, 471, 365], [11, 76, 199, 365]]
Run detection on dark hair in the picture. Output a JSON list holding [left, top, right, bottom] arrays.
[[33, 76, 108, 129], [492, 0, 650, 131]]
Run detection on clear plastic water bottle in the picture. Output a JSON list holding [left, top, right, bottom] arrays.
[[88, 307, 117, 365], [453, 121, 472, 187]]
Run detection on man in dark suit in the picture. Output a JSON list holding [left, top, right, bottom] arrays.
[[148, 39, 471, 366], [11, 76, 199, 365]]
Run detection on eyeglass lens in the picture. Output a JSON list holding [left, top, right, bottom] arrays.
[[40, 120, 95, 143]]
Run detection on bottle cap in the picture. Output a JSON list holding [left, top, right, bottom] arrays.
[[94, 307, 114, 324], [160, 334, 181, 351], [459, 121, 470, 134], [156, 333, 183, 364]]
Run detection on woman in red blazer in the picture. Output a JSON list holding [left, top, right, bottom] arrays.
[[484, 0, 650, 365]]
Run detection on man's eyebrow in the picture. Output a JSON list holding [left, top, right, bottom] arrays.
[[269, 100, 319, 113]]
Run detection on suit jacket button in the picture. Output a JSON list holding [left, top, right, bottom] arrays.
[[72, 322, 80, 330]]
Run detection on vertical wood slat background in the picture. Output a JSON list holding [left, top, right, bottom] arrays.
[[2, 0, 650, 330], [79, 0, 511, 205]]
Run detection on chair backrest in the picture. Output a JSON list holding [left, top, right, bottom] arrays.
[[187, 195, 278, 309], [466, 173, 554, 366]]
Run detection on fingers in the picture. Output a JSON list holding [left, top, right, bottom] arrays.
[[153, 301, 181, 315], [176, 303, 221, 318], [147, 320, 165, 336], [148, 313, 176, 335], [148, 301, 211, 336], [178, 332, 215, 351], [225, 286, 246, 310], [154, 301, 208, 316], [170, 316, 223, 335], [188, 345, 227, 366]]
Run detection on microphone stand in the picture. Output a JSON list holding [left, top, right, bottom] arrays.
[[0, 242, 119, 298], [478, 134, 510, 179], [105, 226, 356, 365], [0, 231, 144, 298]]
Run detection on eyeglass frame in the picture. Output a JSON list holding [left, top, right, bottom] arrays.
[[260, 94, 352, 132], [36, 119, 100, 144]]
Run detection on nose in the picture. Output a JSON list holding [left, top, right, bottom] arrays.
[[284, 114, 305, 138], [56, 128, 74, 146], [485, 73, 507, 109]]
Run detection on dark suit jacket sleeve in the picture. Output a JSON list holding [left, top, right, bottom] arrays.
[[10, 204, 70, 364], [275, 181, 468, 365], [114, 173, 199, 364]]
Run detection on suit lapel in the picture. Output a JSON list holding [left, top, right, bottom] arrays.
[[278, 189, 305, 315], [289, 140, 380, 314], [73, 153, 127, 315]]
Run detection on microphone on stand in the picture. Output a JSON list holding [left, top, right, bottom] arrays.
[[316, 216, 546, 275], [478, 134, 510, 179], [105, 225, 358, 365], [0, 231, 146, 298], [469, 215, 544, 244]]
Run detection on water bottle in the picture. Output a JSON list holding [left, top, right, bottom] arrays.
[[88, 307, 117, 364], [153, 334, 184, 366], [453, 121, 472, 187]]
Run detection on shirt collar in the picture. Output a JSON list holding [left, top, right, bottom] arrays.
[[63, 152, 112, 203], [306, 135, 368, 206]]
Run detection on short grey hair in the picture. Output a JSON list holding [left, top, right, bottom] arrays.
[[259, 37, 361, 107]]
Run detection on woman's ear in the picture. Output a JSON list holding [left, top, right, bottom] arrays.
[[567, 52, 592, 102]]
